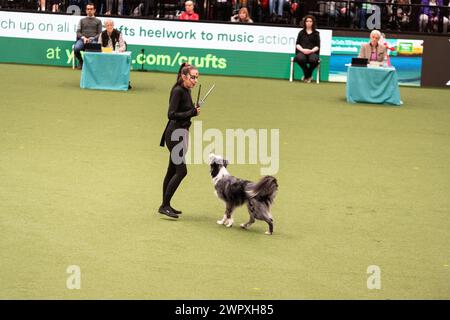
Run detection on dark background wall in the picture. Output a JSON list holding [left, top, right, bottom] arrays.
[[420, 36, 450, 87]]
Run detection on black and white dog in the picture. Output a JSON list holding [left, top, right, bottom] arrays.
[[208, 153, 278, 235]]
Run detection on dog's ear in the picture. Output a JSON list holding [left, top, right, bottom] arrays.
[[223, 159, 229, 167], [208, 153, 216, 165]]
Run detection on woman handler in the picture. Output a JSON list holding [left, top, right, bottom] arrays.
[[159, 65, 201, 218]]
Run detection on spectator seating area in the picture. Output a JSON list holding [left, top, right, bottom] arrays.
[[1, 1, 449, 33]]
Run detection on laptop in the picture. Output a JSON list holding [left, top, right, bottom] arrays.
[[351, 57, 368, 67], [85, 43, 102, 52]]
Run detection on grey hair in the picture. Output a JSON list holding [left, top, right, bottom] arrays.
[[104, 19, 114, 27], [370, 29, 381, 38]]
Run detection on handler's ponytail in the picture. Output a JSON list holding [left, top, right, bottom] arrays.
[[172, 63, 197, 90]]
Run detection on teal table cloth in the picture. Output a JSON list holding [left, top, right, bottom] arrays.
[[80, 51, 131, 91], [346, 66, 402, 106]]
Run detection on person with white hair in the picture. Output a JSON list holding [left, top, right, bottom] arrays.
[[99, 19, 126, 52], [358, 29, 387, 63]]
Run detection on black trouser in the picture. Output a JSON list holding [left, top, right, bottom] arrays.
[[294, 52, 319, 79], [215, 2, 232, 21], [143, 0, 155, 17], [162, 122, 188, 207]]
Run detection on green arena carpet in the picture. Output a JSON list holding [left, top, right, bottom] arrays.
[[0, 63, 449, 299]]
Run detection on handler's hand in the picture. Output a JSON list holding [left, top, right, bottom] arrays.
[[195, 106, 201, 115]]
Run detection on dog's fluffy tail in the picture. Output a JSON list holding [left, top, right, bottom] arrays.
[[246, 176, 278, 203]]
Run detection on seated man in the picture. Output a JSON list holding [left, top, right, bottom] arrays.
[[100, 19, 126, 52], [74, 2, 102, 69], [179, 1, 199, 20]]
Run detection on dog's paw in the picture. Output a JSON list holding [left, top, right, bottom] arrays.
[[225, 220, 233, 228], [217, 219, 225, 225], [265, 231, 273, 235], [240, 223, 248, 229]]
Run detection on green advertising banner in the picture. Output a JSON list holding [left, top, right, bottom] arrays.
[[0, 10, 332, 81]]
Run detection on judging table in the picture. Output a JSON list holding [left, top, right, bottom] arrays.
[[80, 51, 131, 91], [346, 65, 402, 106]]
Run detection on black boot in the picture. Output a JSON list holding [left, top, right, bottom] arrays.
[[170, 206, 182, 214], [158, 205, 178, 219]]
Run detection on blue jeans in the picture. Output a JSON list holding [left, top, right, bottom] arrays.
[[74, 38, 97, 63], [269, 0, 285, 16], [358, 7, 366, 29], [105, 0, 123, 15]]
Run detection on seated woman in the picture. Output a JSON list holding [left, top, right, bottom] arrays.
[[100, 19, 126, 52], [358, 29, 387, 63], [231, 7, 254, 23], [419, 0, 445, 32], [293, 15, 320, 83]]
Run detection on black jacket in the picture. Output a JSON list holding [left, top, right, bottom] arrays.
[[295, 29, 321, 54], [160, 85, 197, 147], [100, 29, 121, 49]]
